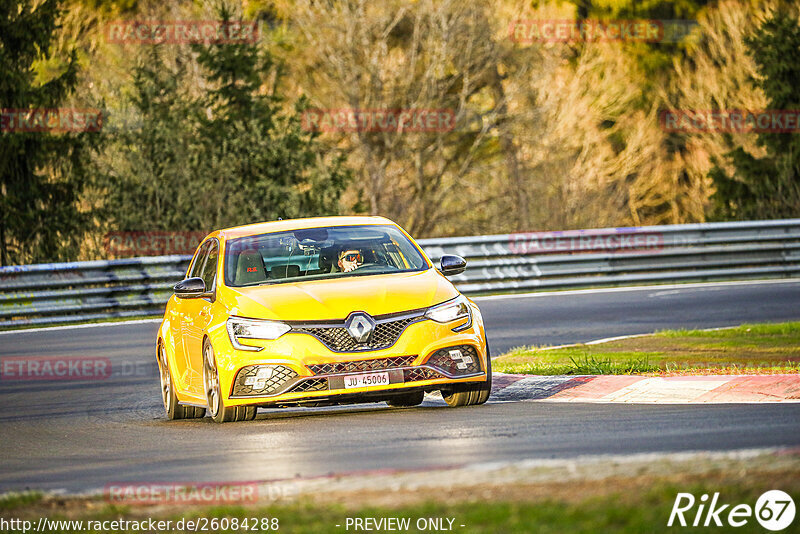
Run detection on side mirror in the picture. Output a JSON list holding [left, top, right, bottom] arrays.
[[440, 255, 467, 277], [174, 277, 206, 299]]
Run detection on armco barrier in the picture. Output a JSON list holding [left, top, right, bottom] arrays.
[[1, 219, 799, 328]]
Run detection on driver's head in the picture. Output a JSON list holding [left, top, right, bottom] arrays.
[[338, 249, 363, 272]]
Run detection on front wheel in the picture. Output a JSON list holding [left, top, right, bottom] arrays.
[[441, 345, 492, 407], [203, 338, 257, 423], [158, 342, 205, 420]]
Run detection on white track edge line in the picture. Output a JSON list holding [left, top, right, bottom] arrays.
[[532, 325, 742, 351], [0, 318, 162, 336], [473, 278, 800, 301]]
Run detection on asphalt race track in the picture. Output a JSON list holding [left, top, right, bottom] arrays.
[[1, 280, 799, 493]]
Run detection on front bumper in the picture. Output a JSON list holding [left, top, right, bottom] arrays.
[[208, 306, 488, 407]]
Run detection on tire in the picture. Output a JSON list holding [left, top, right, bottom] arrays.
[[441, 345, 492, 407], [158, 342, 206, 420], [203, 338, 257, 423], [386, 390, 425, 407]]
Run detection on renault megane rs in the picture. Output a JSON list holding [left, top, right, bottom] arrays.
[[156, 216, 491, 422]]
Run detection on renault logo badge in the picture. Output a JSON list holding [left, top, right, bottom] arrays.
[[345, 312, 375, 343]]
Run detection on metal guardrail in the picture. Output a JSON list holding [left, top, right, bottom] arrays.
[[1, 219, 799, 328]]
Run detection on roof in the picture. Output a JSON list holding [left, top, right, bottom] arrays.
[[214, 216, 397, 240]]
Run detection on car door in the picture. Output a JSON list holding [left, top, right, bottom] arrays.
[[170, 240, 210, 395], [181, 238, 219, 396]]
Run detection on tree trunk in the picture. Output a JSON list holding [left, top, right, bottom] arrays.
[[489, 67, 528, 231]]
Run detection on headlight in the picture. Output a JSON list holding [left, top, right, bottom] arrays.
[[425, 295, 471, 327], [226, 316, 291, 351]]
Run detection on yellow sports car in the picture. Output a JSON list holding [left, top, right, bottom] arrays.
[[156, 216, 491, 423]]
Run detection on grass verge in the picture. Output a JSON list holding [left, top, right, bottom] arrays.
[[1, 465, 798, 533], [494, 321, 800, 375], [0, 492, 43, 512]]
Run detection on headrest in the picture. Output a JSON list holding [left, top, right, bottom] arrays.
[[234, 250, 267, 285]]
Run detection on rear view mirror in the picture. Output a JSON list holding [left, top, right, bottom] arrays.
[[174, 277, 206, 299], [440, 255, 467, 276]]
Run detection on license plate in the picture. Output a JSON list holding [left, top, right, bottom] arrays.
[[343, 372, 390, 389]]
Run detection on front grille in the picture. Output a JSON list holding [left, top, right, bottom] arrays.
[[290, 310, 425, 352], [287, 377, 329, 393], [307, 355, 416, 375], [404, 367, 443, 382], [426, 345, 482, 376], [232, 365, 297, 396]]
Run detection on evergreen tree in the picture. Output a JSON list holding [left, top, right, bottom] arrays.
[[0, 0, 97, 265], [709, 8, 800, 220], [98, 47, 200, 231], [101, 5, 350, 234], [190, 6, 350, 227]]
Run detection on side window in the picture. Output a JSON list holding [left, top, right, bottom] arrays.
[[200, 240, 219, 291], [188, 241, 210, 279]]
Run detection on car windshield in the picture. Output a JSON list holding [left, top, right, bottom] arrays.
[[224, 224, 430, 287]]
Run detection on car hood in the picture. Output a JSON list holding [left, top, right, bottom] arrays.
[[221, 268, 459, 321]]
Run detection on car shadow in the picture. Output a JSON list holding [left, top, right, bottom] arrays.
[[251, 398, 446, 422]]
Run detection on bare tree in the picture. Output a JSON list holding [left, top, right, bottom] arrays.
[[664, 0, 775, 220], [290, 0, 520, 236]]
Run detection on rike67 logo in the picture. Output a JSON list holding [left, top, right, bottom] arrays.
[[669, 490, 796, 531]]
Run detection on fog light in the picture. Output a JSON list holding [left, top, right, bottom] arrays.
[[448, 349, 473, 370], [426, 345, 481, 376], [234, 365, 297, 396], [256, 367, 274, 379], [243, 366, 274, 390]]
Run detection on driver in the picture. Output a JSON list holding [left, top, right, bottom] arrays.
[[338, 249, 363, 272]]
